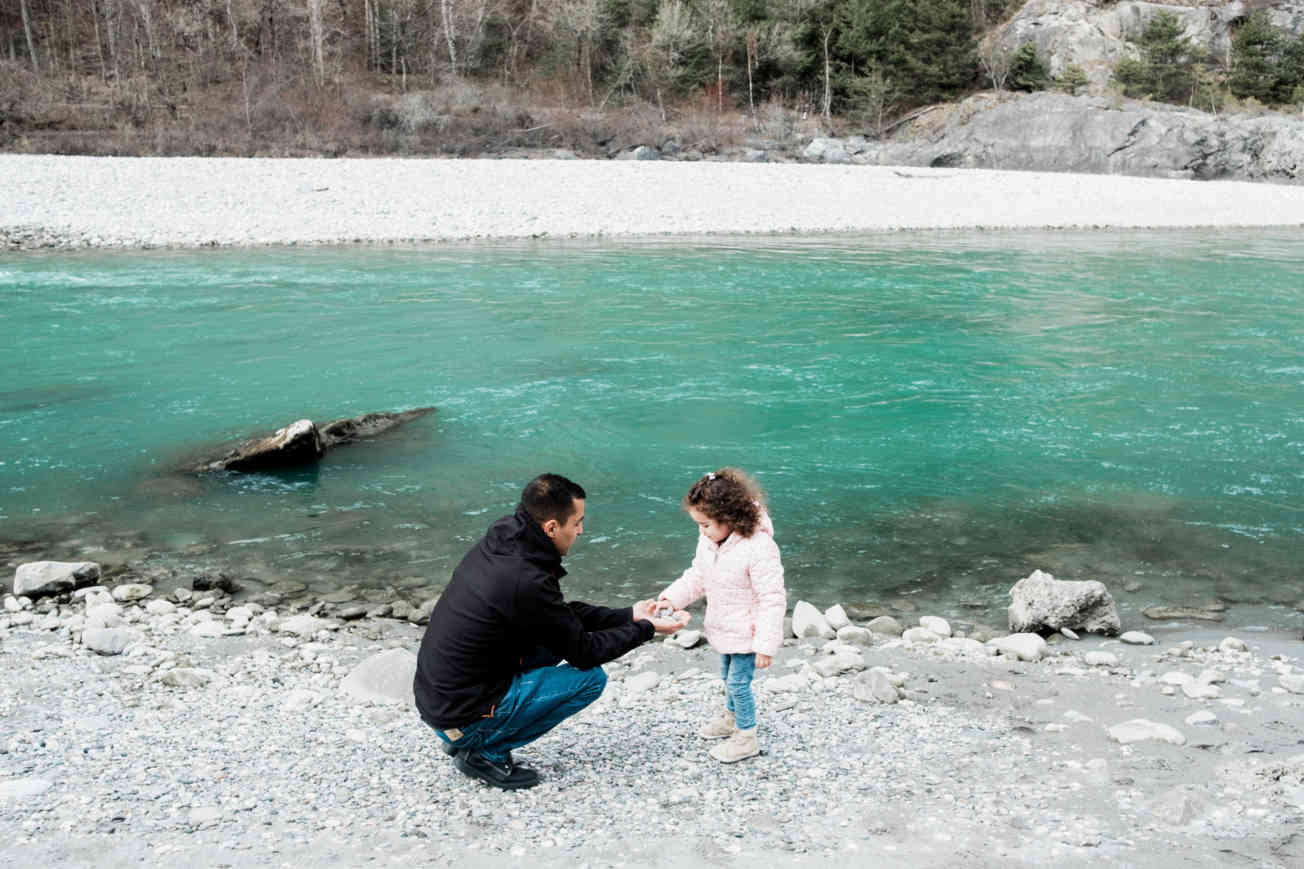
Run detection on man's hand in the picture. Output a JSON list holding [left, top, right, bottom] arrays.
[[756, 654, 772, 669], [632, 599, 658, 622]]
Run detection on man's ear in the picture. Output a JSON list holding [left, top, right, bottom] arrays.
[[540, 518, 560, 538]]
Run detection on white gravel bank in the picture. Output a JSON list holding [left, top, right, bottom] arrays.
[[4, 154, 1304, 249], [3, 584, 1304, 869]]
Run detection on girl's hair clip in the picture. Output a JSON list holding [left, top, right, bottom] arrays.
[[706, 472, 717, 481]]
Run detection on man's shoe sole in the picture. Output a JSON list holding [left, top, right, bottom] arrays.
[[454, 752, 540, 790]]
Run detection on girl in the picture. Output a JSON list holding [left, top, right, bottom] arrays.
[[656, 468, 787, 763]]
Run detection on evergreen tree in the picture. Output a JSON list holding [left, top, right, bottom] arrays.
[[1229, 11, 1283, 103], [1008, 42, 1050, 92], [1139, 12, 1195, 104]]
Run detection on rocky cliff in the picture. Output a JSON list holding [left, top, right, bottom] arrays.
[[991, 0, 1304, 93], [813, 91, 1304, 182]]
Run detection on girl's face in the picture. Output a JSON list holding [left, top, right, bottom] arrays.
[[688, 507, 731, 544]]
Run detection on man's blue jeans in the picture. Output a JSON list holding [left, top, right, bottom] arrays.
[[720, 653, 757, 730], [433, 652, 607, 764]]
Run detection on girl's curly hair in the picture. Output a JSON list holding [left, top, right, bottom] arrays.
[[682, 467, 766, 538]]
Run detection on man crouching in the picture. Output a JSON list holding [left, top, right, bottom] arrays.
[[414, 472, 687, 789]]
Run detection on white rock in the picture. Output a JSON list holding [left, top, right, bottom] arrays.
[[1219, 636, 1248, 653], [340, 648, 417, 705], [1060, 627, 1080, 640], [902, 627, 941, 644], [144, 599, 176, 615], [987, 633, 1048, 662], [1279, 674, 1304, 695], [824, 604, 850, 631], [190, 620, 227, 638], [84, 603, 124, 629], [940, 637, 987, 655], [1007, 569, 1120, 635], [791, 601, 835, 639], [13, 561, 100, 597], [1063, 710, 1094, 723], [1198, 669, 1226, 685], [226, 606, 254, 623], [836, 625, 873, 646], [1108, 719, 1187, 746], [1161, 671, 1193, 686], [1181, 681, 1221, 700], [0, 778, 53, 800], [81, 627, 142, 656], [2, 596, 20, 613], [1120, 631, 1156, 645], [813, 651, 865, 678], [283, 689, 322, 711], [918, 616, 952, 637], [671, 629, 703, 649], [853, 668, 901, 704], [189, 806, 223, 826], [1084, 651, 1119, 668], [9, 611, 34, 626], [1185, 711, 1219, 727], [624, 671, 660, 695], [866, 616, 903, 636], [277, 614, 326, 638], [158, 668, 215, 688], [111, 583, 153, 602], [761, 673, 808, 693]]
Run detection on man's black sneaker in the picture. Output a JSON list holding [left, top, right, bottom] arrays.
[[454, 750, 540, 790], [440, 741, 460, 758]]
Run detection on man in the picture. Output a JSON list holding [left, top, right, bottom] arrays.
[[414, 473, 685, 790]]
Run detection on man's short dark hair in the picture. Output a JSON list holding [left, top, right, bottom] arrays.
[[521, 473, 586, 525]]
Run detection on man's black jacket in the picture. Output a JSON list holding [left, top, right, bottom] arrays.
[[414, 505, 655, 729]]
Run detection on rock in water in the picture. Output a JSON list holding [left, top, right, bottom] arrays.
[[1142, 605, 1225, 622], [340, 648, 417, 705], [318, 407, 435, 448], [1007, 569, 1120, 636], [13, 561, 101, 598], [199, 419, 324, 472]]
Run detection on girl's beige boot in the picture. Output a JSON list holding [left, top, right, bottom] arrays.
[[698, 709, 736, 739], [709, 727, 759, 763]]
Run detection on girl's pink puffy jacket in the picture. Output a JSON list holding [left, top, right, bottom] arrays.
[[659, 512, 787, 657]]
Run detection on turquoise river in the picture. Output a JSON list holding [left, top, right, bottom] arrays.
[[2, 231, 1302, 628]]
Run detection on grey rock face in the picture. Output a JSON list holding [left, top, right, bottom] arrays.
[[1008, 569, 1121, 636], [13, 561, 101, 598], [861, 92, 1304, 184]]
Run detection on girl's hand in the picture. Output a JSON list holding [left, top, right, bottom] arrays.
[[755, 654, 772, 670]]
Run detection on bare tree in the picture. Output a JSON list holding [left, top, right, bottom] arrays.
[[306, 0, 325, 86], [701, 0, 736, 113], [19, 0, 40, 74], [978, 36, 1012, 92]]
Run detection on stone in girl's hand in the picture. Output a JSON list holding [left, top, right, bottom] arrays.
[[654, 604, 675, 619]]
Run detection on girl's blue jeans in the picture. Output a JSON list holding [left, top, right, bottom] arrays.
[[719, 652, 757, 730], [431, 650, 607, 764]]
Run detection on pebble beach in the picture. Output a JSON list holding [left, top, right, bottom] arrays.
[[3, 566, 1304, 869], [4, 154, 1304, 249], [4, 156, 1304, 867]]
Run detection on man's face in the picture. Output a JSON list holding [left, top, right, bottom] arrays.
[[544, 498, 585, 556]]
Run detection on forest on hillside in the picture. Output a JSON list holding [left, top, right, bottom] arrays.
[[2, 0, 1303, 156]]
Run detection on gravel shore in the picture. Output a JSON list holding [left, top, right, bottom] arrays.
[[4, 154, 1304, 249], [3, 577, 1303, 869]]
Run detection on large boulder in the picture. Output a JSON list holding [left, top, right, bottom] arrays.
[[13, 561, 100, 598], [1008, 569, 1121, 636]]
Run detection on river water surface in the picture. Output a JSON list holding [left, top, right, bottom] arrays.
[[3, 231, 1302, 627]]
